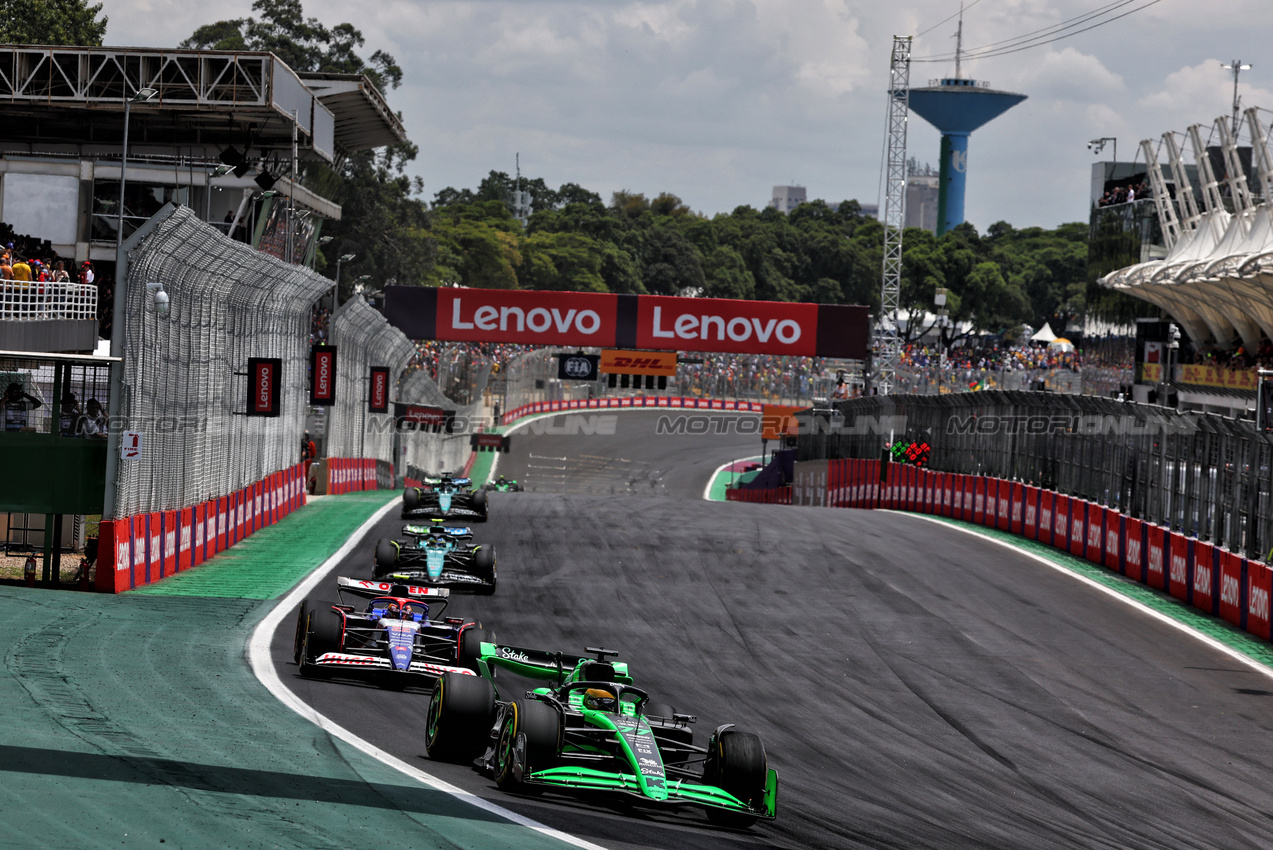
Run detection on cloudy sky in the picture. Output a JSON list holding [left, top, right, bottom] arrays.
[[99, 0, 1272, 230]]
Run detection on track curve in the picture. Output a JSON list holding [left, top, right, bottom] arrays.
[[271, 411, 1273, 849]]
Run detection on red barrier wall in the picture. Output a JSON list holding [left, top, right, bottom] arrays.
[[96, 461, 310, 593], [741, 458, 1273, 651]]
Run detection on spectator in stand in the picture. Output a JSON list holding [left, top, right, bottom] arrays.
[[80, 398, 107, 438], [2, 382, 42, 431], [11, 256, 31, 283], [59, 393, 84, 437], [79, 261, 94, 286], [51, 260, 69, 283]]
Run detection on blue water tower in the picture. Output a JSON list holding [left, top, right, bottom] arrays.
[[907, 78, 1026, 235]]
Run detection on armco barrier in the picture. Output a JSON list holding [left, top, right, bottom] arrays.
[[783, 458, 1273, 658], [96, 462, 308, 593]]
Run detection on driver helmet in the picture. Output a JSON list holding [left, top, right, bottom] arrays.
[[582, 688, 617, 713], [382, 601, 400, 618]]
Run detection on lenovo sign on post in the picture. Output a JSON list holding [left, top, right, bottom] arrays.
[[246, 358, 281, 417], [310, 347, 336, 406], [368, 366, 390, 414]]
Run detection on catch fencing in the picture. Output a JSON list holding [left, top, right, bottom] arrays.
[[397, 358, 488, 477], [799, 390, 1273, 561], [324, 297, 416, 469], [114, 206, 331, 518]]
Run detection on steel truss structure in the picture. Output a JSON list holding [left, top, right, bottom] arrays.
[[876, 36, 911, 395]]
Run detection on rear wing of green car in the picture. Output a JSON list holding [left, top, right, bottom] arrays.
[[476, 642, 632, 684]]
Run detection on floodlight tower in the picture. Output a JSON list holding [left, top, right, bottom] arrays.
[[907, 17, 1026, 235]]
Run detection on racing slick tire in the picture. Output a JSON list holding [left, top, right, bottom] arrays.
[[704, 730, 767, 828], [495, 698, 561, 792], [403, 488, 421, 510], [373, 538, 398, 577], [456, 626, 495, 673], [298, 603, 344, 678], [473, 546, 497, 595], [425, 672, 496, 762], [294, 599, 340, 663], [471, 488, 488, 520], [644, 702, 693, 765]]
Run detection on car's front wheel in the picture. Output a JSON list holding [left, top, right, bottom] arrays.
[[704, 730, 767, 828], [298, 603, 343, 678], [495, 698, 561, 792]]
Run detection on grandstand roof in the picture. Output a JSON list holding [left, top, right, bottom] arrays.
[[1102, 108, 1273, 352], [0, 45, 407, 164]]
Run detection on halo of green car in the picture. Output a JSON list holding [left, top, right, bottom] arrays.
[[424, 644, 778, 828]]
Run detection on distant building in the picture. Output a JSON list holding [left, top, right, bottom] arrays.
[[857, 203, 879, 220], [770, 185, 806, 213], [904, 159, 939, 233]]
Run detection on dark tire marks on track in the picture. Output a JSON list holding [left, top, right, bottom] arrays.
[[271, 411, 1273, 849]]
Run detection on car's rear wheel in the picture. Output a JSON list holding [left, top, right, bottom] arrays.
[[456, 626, 494, 672], [704, 730, 767, 828], [374, 538, 397, 577], [495, 698, 561, 792], [473, 546, 496, 594], [425, 672, 496, 762], [403, 488, 421, 510], [299, 604, 343, 678]]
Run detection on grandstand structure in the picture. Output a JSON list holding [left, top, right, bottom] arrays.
[[1100, 106, 1273, 417], [0, 45, 406, 286]]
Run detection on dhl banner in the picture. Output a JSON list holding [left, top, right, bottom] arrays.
[[761, 405, 803, 441], [599, 350, 677, 376], [1179, 364, 1259, 390]]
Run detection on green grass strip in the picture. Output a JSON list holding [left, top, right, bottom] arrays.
[[130, 490, 398, 599], [925, 514, 1273, 669]]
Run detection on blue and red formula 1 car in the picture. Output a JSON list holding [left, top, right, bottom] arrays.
[[293, 577, 494, 689]]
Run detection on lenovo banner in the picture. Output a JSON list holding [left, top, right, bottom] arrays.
[[369, 366, 390, 414], [310, 347, 336, 406], [246, 357, 281, 417], [394, 403, 450, 432], [383, 286, 869, 358]]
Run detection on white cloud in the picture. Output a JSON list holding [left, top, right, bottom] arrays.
[[96, 0, 1273, 228]]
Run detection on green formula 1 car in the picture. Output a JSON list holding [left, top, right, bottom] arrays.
[[483, 475, 524, 492], [424, 644, 778, 828]]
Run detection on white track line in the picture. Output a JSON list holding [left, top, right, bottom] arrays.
[[247, 497, 610, 850], [899, 512, 1273, 683]]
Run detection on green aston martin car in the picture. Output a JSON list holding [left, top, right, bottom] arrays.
[[423, 644, 778, 828]]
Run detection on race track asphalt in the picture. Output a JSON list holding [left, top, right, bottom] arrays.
[[270, 411, 1273, 849]]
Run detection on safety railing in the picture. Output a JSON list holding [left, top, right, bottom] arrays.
[[0, 281, 97, 321]]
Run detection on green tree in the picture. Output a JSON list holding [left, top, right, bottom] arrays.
[[184, 0, 424, 295], [0, 0, 107, 45]]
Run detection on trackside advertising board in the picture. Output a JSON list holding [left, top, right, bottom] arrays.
[[383, 286, 869, 358]]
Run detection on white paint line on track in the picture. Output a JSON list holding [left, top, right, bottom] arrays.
[[702, 456, 764, 501], [247, 497, 610, 850], [898, 511, 1273, 684]]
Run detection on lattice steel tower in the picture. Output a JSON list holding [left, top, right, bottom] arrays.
[[876, 36, 912, 395]]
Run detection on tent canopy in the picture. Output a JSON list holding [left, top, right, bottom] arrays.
[[1030, 322, 1057, 343]]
